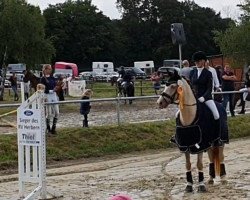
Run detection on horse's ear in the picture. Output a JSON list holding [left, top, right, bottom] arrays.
[[177, 80, 183, 86]]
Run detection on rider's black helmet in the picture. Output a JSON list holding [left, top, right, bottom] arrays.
[[192, 51, 207, 62]]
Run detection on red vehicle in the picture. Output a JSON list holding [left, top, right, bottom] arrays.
[[54, 62, 78, 77]]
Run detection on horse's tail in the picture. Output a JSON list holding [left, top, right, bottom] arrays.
[[213, 146, 220, 176]]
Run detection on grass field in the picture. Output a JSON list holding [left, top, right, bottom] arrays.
[[0, 115, 249, 171]]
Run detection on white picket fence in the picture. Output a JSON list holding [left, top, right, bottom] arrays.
[[17, 89, 62, 199]]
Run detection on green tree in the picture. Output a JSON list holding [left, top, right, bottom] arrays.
[[43, 0, 122, 71], [0, 0, 55, 101], [116, 0, 232, 66], [214, 0, 250, 66]]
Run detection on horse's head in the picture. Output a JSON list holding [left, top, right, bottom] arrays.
[[36, 83, 45, 92], [157, 82, 178, 108], [157, 78, 190, 109]]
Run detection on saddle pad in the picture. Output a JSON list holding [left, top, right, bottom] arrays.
[[175, 125, 202, 148]]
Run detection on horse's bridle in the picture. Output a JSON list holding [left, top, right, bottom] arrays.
[[161, 91, 178, 105], [160, 90, 197, 106]]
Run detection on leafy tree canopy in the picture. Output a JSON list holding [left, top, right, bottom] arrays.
[[0, 0, 55, 68], [214, 0, 250, 66], [43, 0, 123, 70]]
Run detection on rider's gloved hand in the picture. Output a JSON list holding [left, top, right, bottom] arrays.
[[198, 97, 205, 103], [216, 87, 222, 92]]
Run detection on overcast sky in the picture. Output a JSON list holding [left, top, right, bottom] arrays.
[[28, 0, 243, 20]]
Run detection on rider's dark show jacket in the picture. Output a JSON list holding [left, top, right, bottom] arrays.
[[189, 67, 213, 101]]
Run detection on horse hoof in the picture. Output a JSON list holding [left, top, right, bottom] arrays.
[[207, 179, 214, 185], [197, 185, 207, 193], [185, 185, 193, 193], [220, 177, 228, 185]]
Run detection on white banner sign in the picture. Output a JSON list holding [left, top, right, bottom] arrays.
[[68, 80, 86, 97], [17, 109, 42, 146]]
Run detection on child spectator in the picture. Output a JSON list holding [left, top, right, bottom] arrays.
[[80, 89, 93, 127], [150, 71, 161, 95]]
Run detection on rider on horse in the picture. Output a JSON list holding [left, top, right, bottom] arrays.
[[189, 51, 220, 124]]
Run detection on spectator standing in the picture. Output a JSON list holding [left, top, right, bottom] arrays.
[[221, 64, 237, 117], [80, 89, 93, 128], [23, 70, 30, 100], [55, 75, 65, 101], [9, 72, 19, 101], [215, 65, 223, 86], [238, 66, 250, 114], [62, 76, 67, 95], [40, 64, 59, 135], [180, 60, 192, 80], [205, 60, 220, 91], [150, 71, 161, 95]]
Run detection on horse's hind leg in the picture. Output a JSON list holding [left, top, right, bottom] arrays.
[[197, 153, 207, 192], [185, 152, 193, 193], [207, 148, 215, 184], [219, 146, 227, 184]]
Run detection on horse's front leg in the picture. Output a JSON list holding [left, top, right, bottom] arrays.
[[185, 152, 193, 193], [197, 152, 207, 192]]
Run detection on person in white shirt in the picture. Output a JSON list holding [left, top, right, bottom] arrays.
[[180, 60, 192, 80], [205, 60, 220, 90]]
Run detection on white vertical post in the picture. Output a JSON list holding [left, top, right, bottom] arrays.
[[179, 44, 182, 69], [21, 82, 25, 103]]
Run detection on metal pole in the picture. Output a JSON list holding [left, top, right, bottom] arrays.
[[140, 80, 142, 96], [179, 44, 182, 68], [116, 96, 121, 126], [21, 82, 25, 103]]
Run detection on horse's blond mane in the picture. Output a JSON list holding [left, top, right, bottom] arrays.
[[179, 78, 196, 105]]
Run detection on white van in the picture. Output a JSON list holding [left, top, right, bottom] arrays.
[[134, 61, 154, 76], [92, 62, 114, 74]]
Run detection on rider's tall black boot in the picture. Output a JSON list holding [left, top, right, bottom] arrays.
[[238, 100, 246, 114], [84, 119, 88, 128], [51, 117, 58, 134], [46, 118, 51, 134]]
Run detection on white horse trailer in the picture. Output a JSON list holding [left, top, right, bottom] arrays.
[[134, 61, 154, 76], [92, 62, 114, 74]]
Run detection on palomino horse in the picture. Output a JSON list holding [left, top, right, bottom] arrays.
[[117, 79, 135, 104], [157, 78, 229, 193], [23, 70, 41, 91]]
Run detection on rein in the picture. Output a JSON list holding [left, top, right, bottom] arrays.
[[161, 90, 197, 107]]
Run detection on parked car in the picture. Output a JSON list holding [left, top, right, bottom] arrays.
[[79, 71, 97, 81], [96, 71, 119, 81], [163, 59, 181, 68], [4, 79, 11, 88], [157, 66, 180, 84], [125, 67, 146, 79]]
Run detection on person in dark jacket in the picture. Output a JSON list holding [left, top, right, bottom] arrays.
[[221, 64, 237, 117], [80, 89, 92, 127], [238, 66, 250, 114], [9, 72, 19, 101], [189, 51, 220, 121], [118, 66, 126, 78]]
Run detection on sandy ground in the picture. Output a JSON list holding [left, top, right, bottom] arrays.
[[0, 138, 249, 200]]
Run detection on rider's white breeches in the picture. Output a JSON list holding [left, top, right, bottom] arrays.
[[45, 93, 59, 119], [239, 87, 250, 101], [205, 100, 220, 120]]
